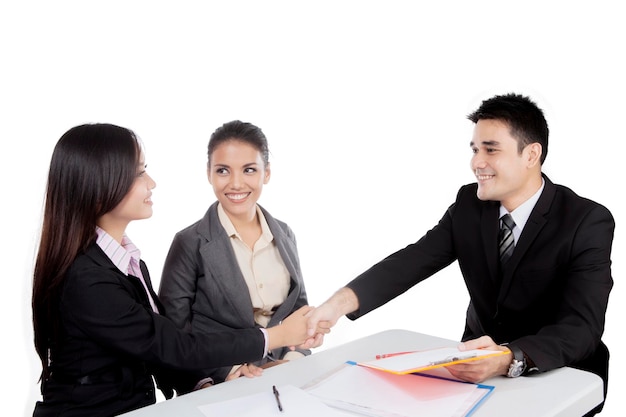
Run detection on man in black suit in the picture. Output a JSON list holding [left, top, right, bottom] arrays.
[[306, 93, 614, 415]]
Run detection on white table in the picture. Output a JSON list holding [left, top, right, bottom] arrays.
[[120, 329, 603, 416]]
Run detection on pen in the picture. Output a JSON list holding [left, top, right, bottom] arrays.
[[272, 385, 283, 412], [375, 351, 417, 359], [429, 353, 477, 366]]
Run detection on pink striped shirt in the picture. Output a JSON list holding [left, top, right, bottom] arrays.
[[95, 227, 159, 313]]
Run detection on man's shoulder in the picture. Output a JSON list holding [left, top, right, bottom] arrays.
[[545, 181, 614, 226], [552, 182, 610, 211]]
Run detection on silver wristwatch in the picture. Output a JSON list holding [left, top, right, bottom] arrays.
[[506, 345, 527, 378]]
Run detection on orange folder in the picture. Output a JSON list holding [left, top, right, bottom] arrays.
[[358, 347, 509, 375]]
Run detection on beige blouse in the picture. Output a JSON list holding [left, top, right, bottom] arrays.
[[217, 203, 290, 328]]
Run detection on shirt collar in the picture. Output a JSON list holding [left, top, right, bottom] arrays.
[[95, 226, 141, 275], [217, 203, 273, 244], [499, 177, 545, 231]]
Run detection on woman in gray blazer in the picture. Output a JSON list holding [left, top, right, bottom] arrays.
[[158, 120, 310, 394]]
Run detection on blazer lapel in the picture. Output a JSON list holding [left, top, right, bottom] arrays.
[[199, 204, 256, 325], [260, 205, 301, 323], [140, 261, 167, 314], [480, 201, 501, 285], [86, 244, 164, 314], [498, 175, 554, 300]]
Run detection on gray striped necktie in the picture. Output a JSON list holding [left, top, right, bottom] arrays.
[[499, 214, 516, 264]]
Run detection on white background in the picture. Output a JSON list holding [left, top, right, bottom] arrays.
[[2, 1, 623, 416]]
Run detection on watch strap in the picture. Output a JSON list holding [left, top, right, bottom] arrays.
[[506, 344, 527, 377], [508, 344, 525, 363]]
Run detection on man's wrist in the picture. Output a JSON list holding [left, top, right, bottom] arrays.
[[505, 344, 527, 378], [335, 287, 359, 315]]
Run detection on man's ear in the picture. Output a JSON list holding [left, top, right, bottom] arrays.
[[525, 143, 542, 168]]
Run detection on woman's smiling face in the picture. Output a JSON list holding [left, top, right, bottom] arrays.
[[208, 139, 270, 222]]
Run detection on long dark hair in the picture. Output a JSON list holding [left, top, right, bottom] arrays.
[[32, 123, 141, 380]]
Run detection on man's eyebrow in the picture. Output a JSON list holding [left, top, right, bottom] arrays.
[[470, 140, 500, 147]]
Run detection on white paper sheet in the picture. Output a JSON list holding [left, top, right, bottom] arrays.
[[198, 384, 353, 417]]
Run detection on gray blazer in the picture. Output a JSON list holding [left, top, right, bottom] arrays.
[[158, 202, 309, 391]]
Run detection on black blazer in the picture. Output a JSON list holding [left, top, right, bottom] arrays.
[[346, 175, 613, 385], [34, 243, 266, 417]]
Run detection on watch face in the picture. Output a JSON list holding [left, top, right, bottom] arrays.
[[508, 360, 525, 378]]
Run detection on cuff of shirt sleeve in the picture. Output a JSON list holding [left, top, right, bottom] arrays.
[[260, 328, 269, 357], [193, 377, 214, 391]]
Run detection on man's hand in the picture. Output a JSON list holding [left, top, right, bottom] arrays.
[[445, 336, 512, 383], [300, 287, 360, 350]]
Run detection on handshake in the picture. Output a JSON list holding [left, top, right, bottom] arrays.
[[266, 288, 356, 351]]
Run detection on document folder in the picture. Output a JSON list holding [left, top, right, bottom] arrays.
[[304, 362, 495, 417], [357, 347, 508, 375]]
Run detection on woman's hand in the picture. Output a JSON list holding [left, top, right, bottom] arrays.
[[225, 363, 264, 381]]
